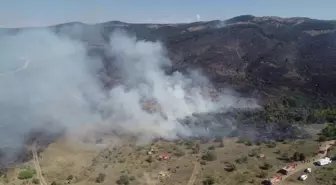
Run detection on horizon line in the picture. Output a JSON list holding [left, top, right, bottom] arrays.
[[0, 14, 334, 29]]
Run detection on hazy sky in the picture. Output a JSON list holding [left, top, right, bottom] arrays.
[[0, 0, 335, 27]]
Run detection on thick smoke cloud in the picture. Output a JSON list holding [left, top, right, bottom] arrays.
[[0, 29, 104, 163], [98, 30, 258, 140], [0, 28, 258, 164]]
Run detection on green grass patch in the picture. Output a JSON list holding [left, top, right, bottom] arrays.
[[18, 168, 36, 180]]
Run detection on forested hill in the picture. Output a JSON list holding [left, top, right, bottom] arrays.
[[1, 15, 336, 123]]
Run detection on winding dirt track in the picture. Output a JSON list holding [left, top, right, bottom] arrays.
[[32, 143, 48, 185], [187, 162, 200, 185]]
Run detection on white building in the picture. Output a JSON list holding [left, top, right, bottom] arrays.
[[316, 157, 332, 166]]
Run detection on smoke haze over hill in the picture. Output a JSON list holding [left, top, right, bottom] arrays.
[[0, 27, 258, 165]]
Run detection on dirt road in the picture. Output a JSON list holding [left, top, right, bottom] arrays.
[[32, 143, 48, 185], [277, 140, 335, 185], [186, 162, 200, 185]]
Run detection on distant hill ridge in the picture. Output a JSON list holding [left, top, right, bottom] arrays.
[[1, 15, 336, 105]]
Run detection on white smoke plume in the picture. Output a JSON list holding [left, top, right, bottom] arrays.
[[215, 20, 227, 28], [97, 30, 258, 141], [0, 27, 258, 164], [196, 14, 201, 21], [0, 29, 103, 164]]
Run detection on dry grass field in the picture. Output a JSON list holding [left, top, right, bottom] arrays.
[[1, 130, 334, 185]]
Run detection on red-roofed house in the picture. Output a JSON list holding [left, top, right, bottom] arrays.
[[159, 153, 169, 160]]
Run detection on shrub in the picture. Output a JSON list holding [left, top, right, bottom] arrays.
[[219, 141, 224, 147], [321, 124, 336, 137], [201, 151, 217, 161], [146, 156, 153, 163], [245, 140, 253, 146], [184, 140, 194, 149], [248, 148, 260, 157], [299, 153, 306, 161], [95, 173, 106, 183], [224, 163, 236, 172], [51, 182, 57, 185], [0, 170, 5, 178], [192, 148, 199, 154], [195, 143, 200, 149], [192, 148, 200, 154], [266, 142, 277, 148], [256, 171, 267, 178], [200, 161, 207, 165], [235, 156, 248, 164], [32, 178, 40, 184], [202, 176, 215, 185], [292, 152, 299, 161], [281, 152, 289, 159], [282, 140, 289, 144], [118, 159, 126, 163], [249, 179, 255, 183], [319, 135, 327, 142], [192, 143, 201, 154], [237, 138, 253, 146], [174, 148, 185, 157], [117, 175, 130, 185], [274, 150, 281, 154], [208, 146, 215, 150], [291, 152, 306, 161], [315, 109, 336, 124], [260, 163, 273, 170], [67, 175, 74, 181]]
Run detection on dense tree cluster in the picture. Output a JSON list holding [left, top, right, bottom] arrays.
[[321, 124, 336, 139]]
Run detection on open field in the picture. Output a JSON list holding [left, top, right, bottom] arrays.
[[0, 131, 334, 185]]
